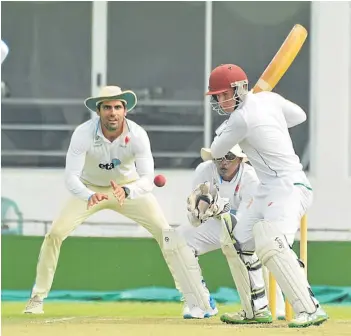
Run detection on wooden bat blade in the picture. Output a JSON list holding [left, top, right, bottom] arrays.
[[252, 24, 308, 93]]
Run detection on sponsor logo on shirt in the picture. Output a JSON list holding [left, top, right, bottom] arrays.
[[98, 158, 121, 170], [93, 136, 103, 147]]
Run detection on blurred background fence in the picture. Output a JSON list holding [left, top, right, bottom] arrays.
[[1, 1, 350, 237], [1, 1, 311, 170]]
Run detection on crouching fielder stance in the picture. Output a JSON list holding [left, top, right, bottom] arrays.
[[181, 145, 282, 322], [24, 86, 212, 316], [206, 64, 328, 328], [180, 144, 287, 320]]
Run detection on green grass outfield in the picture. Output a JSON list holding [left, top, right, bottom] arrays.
[[2, 302, 351, 336]]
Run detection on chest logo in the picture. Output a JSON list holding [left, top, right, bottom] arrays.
[[98, 158, 121, 170]]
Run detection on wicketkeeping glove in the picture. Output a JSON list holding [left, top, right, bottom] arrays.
[[187, 182, 230, 224]]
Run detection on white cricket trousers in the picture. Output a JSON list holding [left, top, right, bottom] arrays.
[[178, 218, 286, 316], [234, 177, 313, 249], [32, 184, 170, 299]]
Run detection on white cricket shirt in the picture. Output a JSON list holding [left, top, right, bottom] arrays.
[[191, 161, 259, 220], [211, 91, 309, 184], [65, 116, 154, 201]]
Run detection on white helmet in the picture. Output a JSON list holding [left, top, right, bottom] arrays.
[[200, 144, 247, 162]]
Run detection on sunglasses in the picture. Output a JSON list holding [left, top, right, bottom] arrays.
[[214, 153, 237, 162]]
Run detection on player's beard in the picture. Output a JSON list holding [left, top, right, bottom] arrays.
[[104, 119, 121, 132], [218, 161, 240, 181], [105, 122, 118, 131], [219, 167, 229, 177]]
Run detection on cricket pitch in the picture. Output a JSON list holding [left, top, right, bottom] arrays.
[[2, 302, 351, 336]]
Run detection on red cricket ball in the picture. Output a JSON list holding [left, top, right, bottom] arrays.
[[154, 174, 166, 187]]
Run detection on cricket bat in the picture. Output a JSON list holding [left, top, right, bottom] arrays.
[[252, 24, 308, 93]]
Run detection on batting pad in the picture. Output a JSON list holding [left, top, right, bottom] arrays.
[[220, 215, 255, 318], [161, 229, 211, 312], [253, 220, 316, 314]]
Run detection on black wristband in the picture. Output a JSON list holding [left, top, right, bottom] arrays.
[[122, 186, 130, 198]]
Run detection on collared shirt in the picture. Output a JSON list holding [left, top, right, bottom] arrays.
[[189, 161, 259, 224], [187, 161, 259, 226], [65, 115, 154, 201]]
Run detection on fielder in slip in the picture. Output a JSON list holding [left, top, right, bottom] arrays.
[[24, 86, 213, 317], [202, 64, 328, 328], [183, 145, 286, 321]]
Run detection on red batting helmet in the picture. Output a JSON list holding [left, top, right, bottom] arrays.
[[206, 64, 248, 95]]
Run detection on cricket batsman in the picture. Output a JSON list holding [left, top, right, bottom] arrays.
[[196, 64, 328, 328], [183, 145, 286, 321], [24, 86, 213, 317]]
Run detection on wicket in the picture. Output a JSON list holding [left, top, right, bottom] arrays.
[[268, 214, 308, 321]]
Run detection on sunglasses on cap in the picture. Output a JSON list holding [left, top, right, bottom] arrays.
[[214, 152, 237, 162]]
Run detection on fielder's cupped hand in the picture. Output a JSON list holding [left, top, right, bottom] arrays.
[[87, 193, 108, 209], [110, 180, 126, 205]]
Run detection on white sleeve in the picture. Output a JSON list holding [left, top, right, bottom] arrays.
[[192, 163, 212, 189], [210, 112, 248, 159], [65, 128, 96, 201], [1, 40, 9, 64], [235, 166, 259, 222], [123, 129, 155, 199], [273, 92, 306, 128]]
